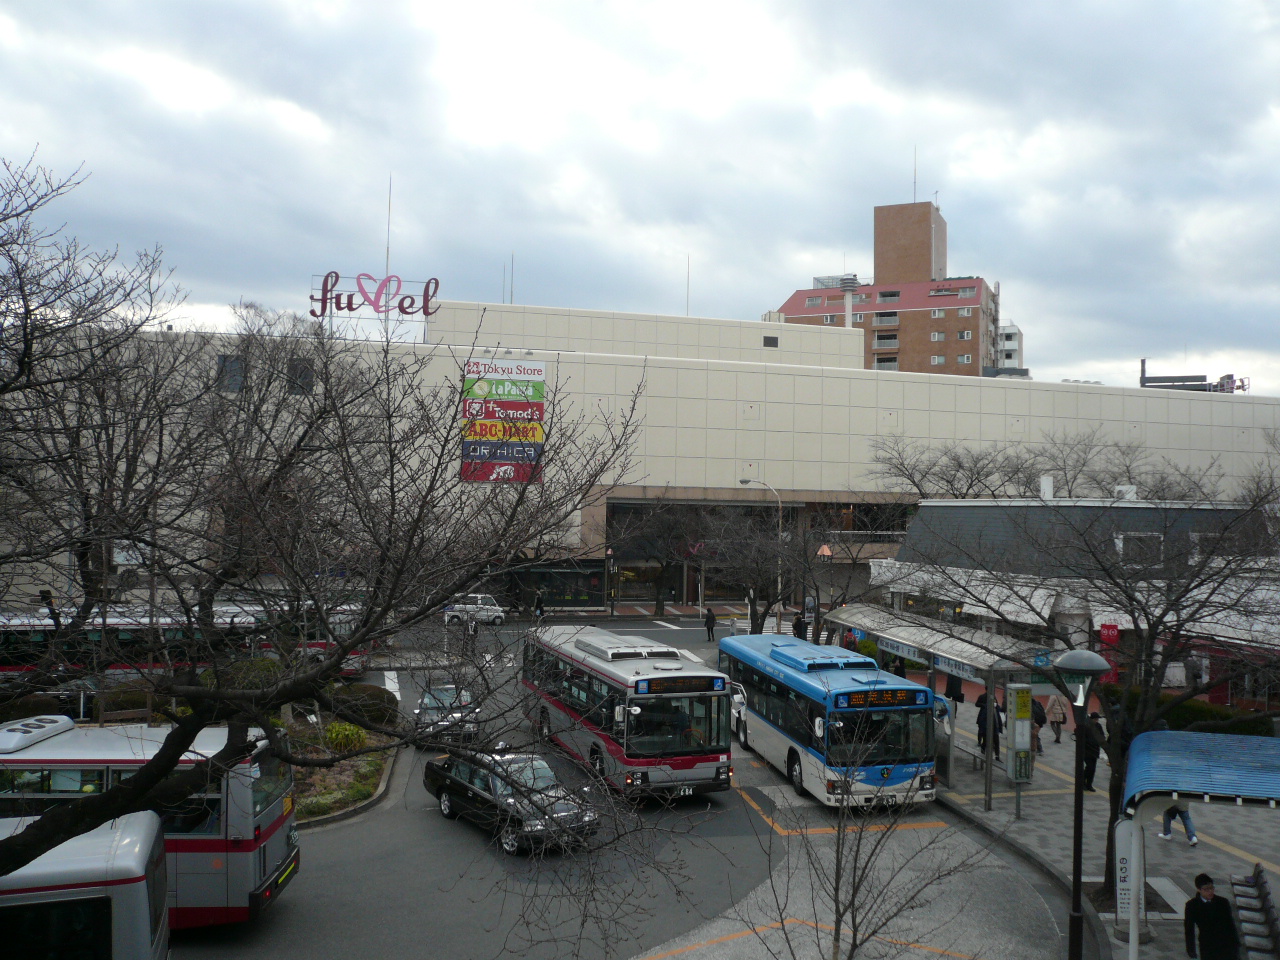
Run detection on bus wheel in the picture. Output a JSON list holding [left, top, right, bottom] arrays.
[[438, 790, 457, 819], [738, 719, 749, 751], [590, 747, 605, 779], [788, 751, 806, 797], [538, 710, 552, 742]]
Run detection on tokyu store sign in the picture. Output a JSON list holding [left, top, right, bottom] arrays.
[[461, 359, 545, 482]]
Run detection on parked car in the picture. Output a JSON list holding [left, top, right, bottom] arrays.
[[413, 685, 481, 745], [442, 594, 505, 626], [422, 748, 598, 855]]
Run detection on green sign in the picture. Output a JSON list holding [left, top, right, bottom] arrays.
[[463, 377, 545, 402]]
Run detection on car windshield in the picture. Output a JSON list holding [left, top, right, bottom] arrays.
[[826, 709, 933, 767], [420, 688, 471, 712], [626, 694, 730, 757], [497, 758, 559, 794]]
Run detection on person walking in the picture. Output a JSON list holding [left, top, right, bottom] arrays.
[[533, 590, 545, 621], [704, 607, 717, 643], [1081, 711, 1102, 792], [1184, 873, 1239, 960], [892, 656, 907, 679], [792, 612, 806, 639], [1045, 692, 1072, 743], [1031, 697, 1047, 755], [1160, 798, 1199, 846], [976, 694, 1003, 760]]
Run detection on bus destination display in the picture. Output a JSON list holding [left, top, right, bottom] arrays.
[[835, 689, 927, 708], [635, 676, 726, 695]]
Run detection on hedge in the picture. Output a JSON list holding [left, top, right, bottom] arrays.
[[0, 695, 62, 723], [1101, 684, 1274, 737], [329, 683, 401, 726]]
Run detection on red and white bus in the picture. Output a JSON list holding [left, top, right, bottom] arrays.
[[0, 810, 169, 960], [523, 626, 733, 797], [0, 715, 299, 929]]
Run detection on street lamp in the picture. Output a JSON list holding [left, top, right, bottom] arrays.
[[739, 478, 784, 633], [1053, 647, 1112, 960]]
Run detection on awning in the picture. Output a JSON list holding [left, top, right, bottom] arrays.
[[1122, 730, 1280, 813], [824, 603, 1047, 680]]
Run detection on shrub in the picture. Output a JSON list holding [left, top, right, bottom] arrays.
[[330, 683, 400, 726], [856, 639, 878, 659], [325, 721, 367, 753], [0, 695, 63, 723], [1100, 684, 1274, 737]]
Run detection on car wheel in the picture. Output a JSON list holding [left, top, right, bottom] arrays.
[[538, 709, 552, 741], [493, 615, 504, 626], [499, 824, 523, 856], [438, 790, 457, 819], [446, 614, 459, 625], [788, 751, 806, 798], [738, 719, 749, 751]]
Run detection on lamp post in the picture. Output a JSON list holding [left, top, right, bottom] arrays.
[[1053, 647, 1112, 960], [739, 478, 783, 633]]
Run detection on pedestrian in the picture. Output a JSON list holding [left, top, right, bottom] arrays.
[[704, 607, 717, 643], [1160, 798, 1198, 846], [792, 612, 805, 639], [892, 656, 907, 679], [1046, 692, 1072, 743], [1184, 873, 1240, 960], [1081, 712, 1102, 792], [843, 627, 854, 649], [534, 590, 545, 621], [1031, 697, 1047, 755], [976, 694, 1003, 760]]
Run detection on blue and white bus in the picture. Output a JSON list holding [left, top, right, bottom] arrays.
[[719, 634, 939, 807]]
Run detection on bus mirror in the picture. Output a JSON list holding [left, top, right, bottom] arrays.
[[629, 706, 642, 715], [933, 700, 949, 721], [614, 705, 625, 724], [813, 717, 824, 739]]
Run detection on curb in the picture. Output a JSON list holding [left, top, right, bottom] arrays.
[[936, 791, 1114, 960], [298, 744, 400, 830]]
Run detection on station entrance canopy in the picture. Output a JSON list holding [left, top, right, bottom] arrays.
[[825, 603, 1056, 684]]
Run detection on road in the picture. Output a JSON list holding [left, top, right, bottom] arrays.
[[172, 617, 1072, 960]]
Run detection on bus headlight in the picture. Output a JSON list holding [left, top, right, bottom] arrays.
[[826, 780, 852, 794], [919, 775, 936, 791], [715, 766, 729, 781]]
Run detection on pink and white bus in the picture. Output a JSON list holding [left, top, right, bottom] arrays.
[[0, 715, 299, 929], [523, 626, 733, 797]]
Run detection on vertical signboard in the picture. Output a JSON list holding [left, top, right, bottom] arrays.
[[461, 359, 545, 482], [1099, 623, 1120, 684], [1007, 684, 1033, 783]]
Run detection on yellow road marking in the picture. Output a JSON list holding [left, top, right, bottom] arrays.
[[738, 788, 946, 837], [634, 917, 981, 960]]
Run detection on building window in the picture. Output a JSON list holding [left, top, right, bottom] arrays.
[[931, 308, 945, 319], [823, 314, 840, 324], [872, 312, 899, 325], [1005, 351, 1014, 360], [763, 336, 779, 347], [877, 291, 900, 303], [930, 331, 945, 342], [930, 355, 945, 365], [1004, 332, 1016, 342], [958, 286, 977, 297], [853, 313, 865, 323], [874, 356, 898, 370], [958, 354, 972, 364], [958, 307, 972, 317], [286, 357, 315, 394], [959, 330, 972, 341], [805, 296, 821, 306], [215, 354, 246, 393]]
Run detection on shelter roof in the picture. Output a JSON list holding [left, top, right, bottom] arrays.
[[1122, 730, 1280, 813]]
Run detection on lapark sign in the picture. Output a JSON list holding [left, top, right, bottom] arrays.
[[309, 271, 441, 319]]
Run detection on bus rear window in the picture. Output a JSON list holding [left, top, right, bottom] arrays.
[[0, 896, 112, 958], [251, 753, 292, 817]]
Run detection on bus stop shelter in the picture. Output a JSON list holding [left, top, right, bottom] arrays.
[[1121, 731, 1280, 960], [825, 603, 1051, 807]]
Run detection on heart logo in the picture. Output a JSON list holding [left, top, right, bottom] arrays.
[[356, 273, 403, 314]]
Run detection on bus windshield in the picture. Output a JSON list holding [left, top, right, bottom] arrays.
[[826, 709, 933, 768], [626, 694, 730, 757]]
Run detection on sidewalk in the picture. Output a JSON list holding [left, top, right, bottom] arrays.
[[934, 678, 1277, 960]]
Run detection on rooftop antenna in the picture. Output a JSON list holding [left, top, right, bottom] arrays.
[[686, 253, 690, 316], [502, 262, 507, 303], [933, 190, 939, 208], [383, 173, 392, 338], [510, 252, 514, 304], [913, 145, 917, 203]]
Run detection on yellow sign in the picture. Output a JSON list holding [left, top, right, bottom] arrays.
[[283, 795, 293, 816], [462, 420, 545, 442], [1013, 687, 1032, 721]]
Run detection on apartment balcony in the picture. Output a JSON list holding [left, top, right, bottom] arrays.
[[873, 360, 899, 372], [871, 339, 899, 351]]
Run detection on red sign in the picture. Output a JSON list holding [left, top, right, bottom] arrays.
[[1099, 624, 1119, 644], [309, 271, 440, 318], [1098, 623, 1120, 683], [460, 461, 543, 482], [462, 399, 543, 422]]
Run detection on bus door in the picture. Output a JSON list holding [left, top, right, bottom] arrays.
[[245, 752, 297, 896]]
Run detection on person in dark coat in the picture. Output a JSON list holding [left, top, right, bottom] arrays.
[[792, 612, 806, 639], [976, 695, 1003, 760], [704, 608, 717, 643], [1031, 697, 1047, 755], [1080, 712, 1102, 791], [1184, 873, 1239, 960], [892, 656, 907, 679]]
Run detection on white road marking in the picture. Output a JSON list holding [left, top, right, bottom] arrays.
[[382, 670, 400, 701], [653, 620, 682, 630]]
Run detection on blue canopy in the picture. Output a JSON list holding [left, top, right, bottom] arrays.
[[1122, 730, 1280, 814]]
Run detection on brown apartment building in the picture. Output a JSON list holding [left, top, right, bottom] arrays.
[[774, 202, 1018, 377]]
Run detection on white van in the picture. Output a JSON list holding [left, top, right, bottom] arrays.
[[0, 810, 169, 959], [443, 594, 505, 625]]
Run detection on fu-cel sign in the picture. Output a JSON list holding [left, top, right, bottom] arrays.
[[309, 271, 441, 319]]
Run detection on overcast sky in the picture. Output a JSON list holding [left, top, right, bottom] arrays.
[[3, 1, 1279, 393]]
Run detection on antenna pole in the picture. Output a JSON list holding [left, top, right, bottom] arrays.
[[686, 254, 690, 316], [385, 173, 392, 279], [510, 252, 514, 304], [913, 146, 917, 203]]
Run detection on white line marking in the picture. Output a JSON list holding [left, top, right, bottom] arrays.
[[382, 670, 400, 701], [653, 620, 682, 630]]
